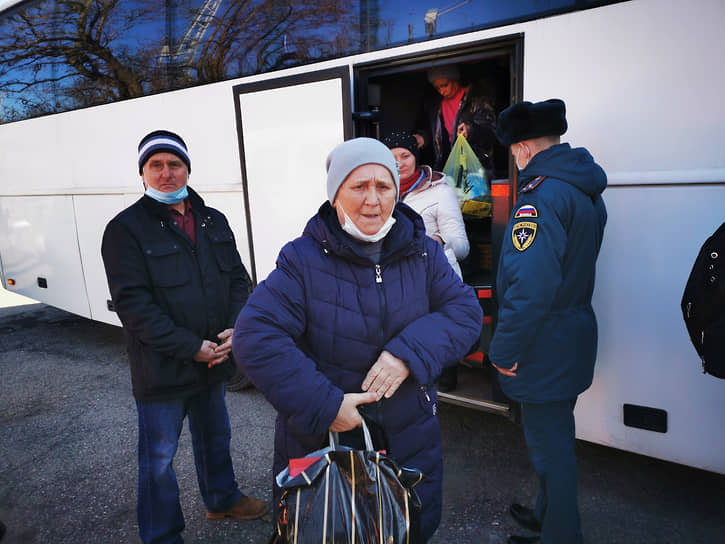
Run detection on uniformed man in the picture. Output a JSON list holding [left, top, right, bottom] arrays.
[[488, 99, 607, 544]]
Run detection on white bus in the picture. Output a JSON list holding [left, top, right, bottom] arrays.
[[1, 0, 724, 474]]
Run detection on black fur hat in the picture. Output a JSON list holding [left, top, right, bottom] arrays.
[[496, 98, 568, 146]]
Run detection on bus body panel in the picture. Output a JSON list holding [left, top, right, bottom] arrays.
[[581, 184, 725, 473], [0, 80, 248, 196], [1, 0, 724, 473], [74, 194, 128, 326], [522, 0, 725, 183], [0, 195, 90, 317]]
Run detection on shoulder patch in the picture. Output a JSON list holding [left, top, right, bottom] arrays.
[[520, 175, 547, 193], [512, 221, 537, 251], [514, 204, 538, 218]]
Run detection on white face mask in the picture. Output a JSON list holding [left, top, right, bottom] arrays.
[[513, 144, 529, 171], [339, 205, 396, 243]]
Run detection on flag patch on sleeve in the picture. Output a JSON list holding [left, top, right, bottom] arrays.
[[514, 204, 538, 218]]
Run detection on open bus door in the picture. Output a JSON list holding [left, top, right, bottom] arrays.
[[232, 67, 353, 284], [353, 37, 523, 418]]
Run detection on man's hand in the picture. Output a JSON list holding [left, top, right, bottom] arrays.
[[457, 122, 469, 139], [193, 340, 219, 363], [413, 133, 425, 149], [206, 328, 234, 368], [492, 361, 518, 377], [329, 392, 378, 432], [361, 350, 410, 400]]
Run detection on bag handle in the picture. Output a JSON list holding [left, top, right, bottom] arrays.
[[328, 418, 374, 452]]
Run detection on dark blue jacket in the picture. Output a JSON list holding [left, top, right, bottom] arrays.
[[489, 143, 607, 402], [232, 201, 482, 540], [102, 188, 250, 401]]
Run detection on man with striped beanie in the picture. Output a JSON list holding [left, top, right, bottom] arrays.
[[102, 129, 266, 544]]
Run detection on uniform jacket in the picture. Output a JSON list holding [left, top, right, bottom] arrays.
[[402, 165, 470, 278], [489, 143, 607, 402], [101, 187, 250, 401], [417, 83, 498, 171], [232, 201, 482, 540]]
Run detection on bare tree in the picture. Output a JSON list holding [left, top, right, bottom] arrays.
[[185, 0, 362, 83], [0, 0, 161, 120], [0, 0, 380, 123]]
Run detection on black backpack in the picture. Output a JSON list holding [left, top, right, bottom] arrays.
[[681, 222, 725, 378]]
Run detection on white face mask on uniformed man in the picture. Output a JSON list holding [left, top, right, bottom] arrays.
[[513, 143, 530, 171]]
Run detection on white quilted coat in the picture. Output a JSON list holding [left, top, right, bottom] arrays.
[[401, 165, 469, 278]]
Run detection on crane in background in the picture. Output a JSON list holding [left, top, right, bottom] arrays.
[[158, 0, 222, 76], [425, 0, 472, 38]]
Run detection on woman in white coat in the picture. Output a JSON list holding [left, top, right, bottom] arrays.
[[382, 132, 469, 278], [383, 132, 471, 392]]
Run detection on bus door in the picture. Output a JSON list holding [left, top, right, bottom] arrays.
[[353, 37, 522, 416], [232, 67, 353, 284]]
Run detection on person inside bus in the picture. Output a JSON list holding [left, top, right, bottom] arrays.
[[413, 63, 498, 175], [231, 137, 482, 542], [382, 131, 469, 278], [101, 130, 267, 544], [488, 99, 607, 544], [382, 131, 473, 392]]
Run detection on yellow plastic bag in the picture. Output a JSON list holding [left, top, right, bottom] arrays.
[[442, 134, 492, 218]]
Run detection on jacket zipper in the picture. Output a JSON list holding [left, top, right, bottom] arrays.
[[375, 263, 386, 346]]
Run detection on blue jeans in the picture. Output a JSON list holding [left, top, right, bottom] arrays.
[[136, 382, 242, 544], [522, 398, 583, 544]]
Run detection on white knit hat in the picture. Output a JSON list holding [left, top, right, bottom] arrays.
[[325, 137, 399, 203]]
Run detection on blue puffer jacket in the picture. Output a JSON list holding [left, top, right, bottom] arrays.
[[489, 143, 607, 402], [232, 201, 482, 541]]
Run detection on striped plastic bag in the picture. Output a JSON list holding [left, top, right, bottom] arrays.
[[272, 420, 423, 543]]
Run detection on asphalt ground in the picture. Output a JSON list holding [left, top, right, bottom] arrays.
[[1, 303, 724, 543]]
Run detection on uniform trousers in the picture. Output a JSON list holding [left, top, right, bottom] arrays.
[[521, 398, 583, 544], [135, 382, 242, 544]]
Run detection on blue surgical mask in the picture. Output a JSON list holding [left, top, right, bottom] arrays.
[[145, 184, 188, 204]]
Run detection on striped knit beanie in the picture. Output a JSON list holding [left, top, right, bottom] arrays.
[[138, 130, 191, 174]]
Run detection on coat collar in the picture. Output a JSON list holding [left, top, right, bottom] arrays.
[[403, 165, 447, 198], [304, 201, 427, 264]]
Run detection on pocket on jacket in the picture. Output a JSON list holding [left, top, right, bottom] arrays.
[[209, 232, 237, 272], [143, 242, 190, 287]]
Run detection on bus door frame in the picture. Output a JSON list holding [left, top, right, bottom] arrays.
[[352, 34, 524, 416], [353, 32, 523, 279], [232, 67, 353, 285]]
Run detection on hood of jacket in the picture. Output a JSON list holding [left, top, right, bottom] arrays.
[[408, 165, 447, 194], [519, 143, 607, 197], [302, 200, 428, 265]]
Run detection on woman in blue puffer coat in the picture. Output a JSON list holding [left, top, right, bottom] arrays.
[[232, 138, 482, 541]]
